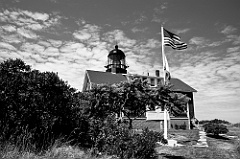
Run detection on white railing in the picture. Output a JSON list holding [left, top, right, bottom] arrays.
[[146, 111, 167, 120]]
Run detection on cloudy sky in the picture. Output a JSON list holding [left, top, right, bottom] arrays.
[[0, 0, 240, 123]]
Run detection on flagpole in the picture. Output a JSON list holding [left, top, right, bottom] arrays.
[[161, 26, 168, 140], [161, 26, 165, 84]]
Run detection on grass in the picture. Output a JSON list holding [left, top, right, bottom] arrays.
[[168, 129, 199, 146], [155, 125, 240, 159], [0, 143, 115, 159], [156, 141, 239, 159], [1, 126, 239, 159]]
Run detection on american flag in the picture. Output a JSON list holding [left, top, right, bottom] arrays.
[[163, 28, 187, 50]]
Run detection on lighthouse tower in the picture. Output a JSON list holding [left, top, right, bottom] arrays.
[[105, 45, 128, 74]]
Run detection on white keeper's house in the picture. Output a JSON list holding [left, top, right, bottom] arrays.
[[82, 45, 197, 130]]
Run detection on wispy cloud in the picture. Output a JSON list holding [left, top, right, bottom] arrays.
[[153, 2, 168, 14], [103, 30, 137, 48], [131, 27, 148, 33], [189, 36, 228, 48], [174, 28, 190, 35], [221, 25, 237, 35], [189, 37, 208, 46], [1, 25, 17, 32], [226, 35, 240, 45], [151, 2, 168, 23], [22, 10, 49, 21], [17, 28, 39, 39], [73, 24, 101, 44], [0, 9, 59, 30], [0, 42, 17, 51]]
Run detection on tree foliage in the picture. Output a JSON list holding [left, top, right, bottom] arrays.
[[0, 58, 87, 150], [84, 77, 190, 129]]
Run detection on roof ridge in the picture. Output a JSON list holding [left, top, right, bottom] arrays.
[[85, 70, 197, 92]]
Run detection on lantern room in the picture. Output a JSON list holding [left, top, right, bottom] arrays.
[[105, 45, 128, 74]]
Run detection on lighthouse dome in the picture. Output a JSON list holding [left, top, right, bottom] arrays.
[[105, 45, 128, 74], [108, 45, 125, 60]]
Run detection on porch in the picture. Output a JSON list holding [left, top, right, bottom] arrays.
[[131, 111, 190, 131]]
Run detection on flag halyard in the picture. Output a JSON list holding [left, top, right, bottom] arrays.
[[163, 28, 187, 50]]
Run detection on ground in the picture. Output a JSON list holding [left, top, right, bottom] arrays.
[[155, 125, 240, 159], [1, 125, 239, 159]]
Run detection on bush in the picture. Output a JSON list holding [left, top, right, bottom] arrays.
[[199, 119, 230, 125], [179, 123, 187, 130], [0, 59, 90, 151], [233, 123, 240, 127], [131, 128, 167, 159], [236, 141, 240, 156], [175, 124, 179, 130], [90, 115, 166, 159], [203, 123, 228, 136], [88, 115, 132, 158], [103, 127, 166, 159]]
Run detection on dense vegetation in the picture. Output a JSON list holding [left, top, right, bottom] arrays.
[[200, 119, 229, 136], [199, 119, 230, 125], [0, 58, 190, 158], [203, 123, 229, 136], [0, 59, 84, 151], [233, 123, 240, 127]]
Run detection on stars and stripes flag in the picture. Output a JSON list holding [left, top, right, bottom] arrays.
[[163, 28, 187, 50]]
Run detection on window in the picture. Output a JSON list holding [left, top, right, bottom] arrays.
[[157, 79, 161, 85], [150, 78, 155, 86], [142, 77, 147, 81]]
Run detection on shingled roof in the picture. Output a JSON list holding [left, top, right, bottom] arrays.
[[86, 70, 127, 85], [170, 78, 197, 92], [83, 70, 197, 92]]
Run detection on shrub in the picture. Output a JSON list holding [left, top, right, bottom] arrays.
[[103, 124, 133, 159], [233, 123, 240, 127], [175, 124, 179, 130], [131, 128, 167, 159], [102, 127, 166, 159], [203, 123, 228, 136], [199, 119, 230, 125], [90, 115, 166, 159], [88, 115, 132, 158], [236, 141, 240, 156], [179, 123, 187, 130], [0, 59, 90, 152]]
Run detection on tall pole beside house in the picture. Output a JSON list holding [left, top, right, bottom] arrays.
[[161, 26, 188, 139], [161, 26, 168, 140], [161, 26, 165, 85]]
